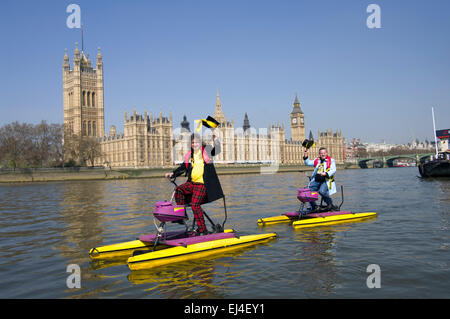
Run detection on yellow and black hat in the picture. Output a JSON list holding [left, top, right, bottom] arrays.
[[195, 116, 219, 132], [302, 139, 315, 149]]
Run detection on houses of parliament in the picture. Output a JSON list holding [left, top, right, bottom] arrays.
[[62, 45, 344, 168]]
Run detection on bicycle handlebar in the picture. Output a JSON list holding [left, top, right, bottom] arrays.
[[167, 174, 178, 187]]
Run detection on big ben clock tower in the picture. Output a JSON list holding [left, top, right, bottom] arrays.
[[290, 94, 305, 142]]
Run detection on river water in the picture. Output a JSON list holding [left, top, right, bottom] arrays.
[[0, 167, 448, 298]]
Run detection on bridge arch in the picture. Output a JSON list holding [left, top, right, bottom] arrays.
[[385, 155, 416, 167], [357, 158, 383, 168], [358, 153, 433, 168]]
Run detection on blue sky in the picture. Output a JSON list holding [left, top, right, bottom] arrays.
[[0, 0, 449, 144]]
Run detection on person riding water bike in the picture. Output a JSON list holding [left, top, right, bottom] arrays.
[[303, 147, 338, 212], [165, 132, 224, 235]]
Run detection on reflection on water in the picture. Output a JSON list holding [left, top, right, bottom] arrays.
[[126, 244, 272, 299], [0, 167, 449, 298]]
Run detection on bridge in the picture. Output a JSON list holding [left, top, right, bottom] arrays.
[[357, 153, 434, 168]]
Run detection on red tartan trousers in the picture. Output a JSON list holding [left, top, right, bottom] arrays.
[[174, 181, 208, 233]]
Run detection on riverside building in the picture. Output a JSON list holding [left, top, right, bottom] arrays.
[[62, 45, 344, 168]]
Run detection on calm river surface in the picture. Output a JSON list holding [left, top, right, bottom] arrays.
[[0, 167, 448, 298]]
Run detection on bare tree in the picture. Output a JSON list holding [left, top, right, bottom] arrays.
[[83, 137, 103, 167], [62, 130, 84, 166], [62, 128, 102, 167], [33, 121, 52, 167], [48, 123, 63, 166], [0, 122, 63, 169], [0, 122, 34, 169]]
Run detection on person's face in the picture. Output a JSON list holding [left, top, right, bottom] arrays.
[[191, 138, 201, 150], [319, 149, 327, 160]]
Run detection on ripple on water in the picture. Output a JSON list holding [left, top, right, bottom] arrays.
[[0, 168, 449, 298]]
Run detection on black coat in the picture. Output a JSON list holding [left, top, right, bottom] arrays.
[[172, 139, 224, 203]]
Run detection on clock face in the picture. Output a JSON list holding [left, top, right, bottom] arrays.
[[292, 118, 297, 124], [300, 117, 304, 124]]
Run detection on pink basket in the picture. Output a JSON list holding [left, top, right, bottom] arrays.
[[297, 188, 319, 203], [153, 201, 187, 222]]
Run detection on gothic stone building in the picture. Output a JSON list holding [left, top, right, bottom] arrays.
[[63, 45, 344, 167], [173, 91, 345, 165], [63, 44, 173, 167]]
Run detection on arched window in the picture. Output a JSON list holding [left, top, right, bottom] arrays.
[[82, 91, 86, 106], [87, 92, 91, 107], [93, 121, 96, 136], [92, 92, 95, 107], [82, 121, 86, 136], [88, 121, 91, 136]]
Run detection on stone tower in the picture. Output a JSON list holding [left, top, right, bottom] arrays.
[[213, 89, 227, 126], [63, 43, 105, 138], [290, 94, 305, 142]]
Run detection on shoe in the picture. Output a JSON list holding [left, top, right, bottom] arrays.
[[325, 204, 339, 212]]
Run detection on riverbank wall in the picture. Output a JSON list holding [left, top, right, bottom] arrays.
[[0, 163, 361, 183]]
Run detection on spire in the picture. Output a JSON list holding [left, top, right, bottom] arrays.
[[213, 89, 226, 125], [216, 88, 221, 109], [96, 47, 102, 64], [294, 93, 300, 105], [63, 48, 69, 68], [309, 130, 314, 140], [243, 113, 250, 131], [291, 93, 303, 114], [74, 42, 80, 57]]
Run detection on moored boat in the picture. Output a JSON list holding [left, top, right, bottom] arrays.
[[394, 162, 409, 167], [419, 110, 450, 178], [418, 153, 450, 177]]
